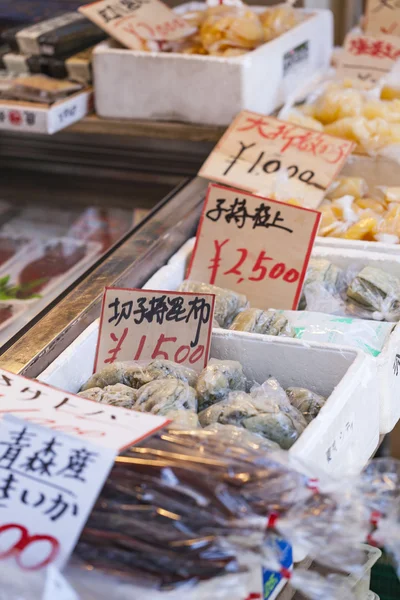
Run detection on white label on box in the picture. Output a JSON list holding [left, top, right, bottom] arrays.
[[95, 287, 215, 372], [0, 415, 115, 570], [0, 368, 169, 451]]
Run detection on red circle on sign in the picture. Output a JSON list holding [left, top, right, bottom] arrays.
[[9, 110, 22, 126]]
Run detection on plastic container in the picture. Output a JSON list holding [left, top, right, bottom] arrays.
[[93, 4, 333, 126]]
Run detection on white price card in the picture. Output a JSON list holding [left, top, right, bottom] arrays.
[[0, 368, 170, 572], [0, 416, 114, 570]]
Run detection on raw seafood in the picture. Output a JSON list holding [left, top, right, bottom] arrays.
[[196, 359, 246, 411], [17, 240, 87, 298], [167, 410, 200, 429], [204, 422, 280, 450], [78, 383, 138, 409], [286, 387, 326, 423], [135, 378, 197, 415], [243, 412, 302, 450], [229, 307, 294, 336], [80, 362, 152, 391], [347, 266, 400, 317], [179, 280, 248, 327], [198, 393, 258, 427], [145, 359, 198, 387]]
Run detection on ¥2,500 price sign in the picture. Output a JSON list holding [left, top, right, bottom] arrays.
[[187, 184, 321, 311], [95, 288, 215, 372], [199, 110, 354, 209]]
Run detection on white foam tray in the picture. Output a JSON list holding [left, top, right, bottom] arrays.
[[39, 315, 378, 477], [93, 4, 333, 126], [150, 237, 400, 434]]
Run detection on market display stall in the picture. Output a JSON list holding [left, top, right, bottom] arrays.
[[3, 0, 400, 599]]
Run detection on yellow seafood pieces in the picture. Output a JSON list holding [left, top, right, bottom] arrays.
[[319, 177, 400, 243]]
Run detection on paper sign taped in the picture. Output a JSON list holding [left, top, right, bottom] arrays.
[[337, 31, 400, 87], [0, 416, 115, 570], [199, 111, 354, 210], [79, 0, 194, 50], [187, 184, 321, 311], [365, 0, 400, 36], [0, 368, 169, 451], [95, 287, 215, 372]]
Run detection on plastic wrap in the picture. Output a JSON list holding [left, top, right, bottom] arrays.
[[178, 280, 248, 328], [196, 358, 247, 411], [229, 307, 295, 337], [301, 258, 400, 322]]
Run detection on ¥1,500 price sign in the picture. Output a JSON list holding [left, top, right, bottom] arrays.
[[95, 288, 215, 372], [199, 110, 355, 209], [187, 184, 321, 311]]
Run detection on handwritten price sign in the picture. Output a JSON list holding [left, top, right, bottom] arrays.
[[80, 0, 194, 50], [95, 288, 215, 372], [365, 0, 400, 36], [199, 111, 354, 210], [187, 184, 321, 311], [337, 32, 400, 87]]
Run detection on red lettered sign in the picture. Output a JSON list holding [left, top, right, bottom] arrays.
[[365, 0, 400, 36], [187, 184, 321, 311], [94, 288, 215, 372], [337, 31, 400, 87], [199, 110, 354, 210], [79, 0, 194, 50]]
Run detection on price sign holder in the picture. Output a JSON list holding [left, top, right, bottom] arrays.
[[187, 183, 321, 311], [337, 31, 400, 87], [199, 110, 355, 210], [94, 287, 215, 372], [80, 0, 194, 50]]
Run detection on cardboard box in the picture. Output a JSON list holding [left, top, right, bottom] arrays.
[[161, 237, 400, 435], [93, 5, 333, 126], [0, 88, 92, 134]]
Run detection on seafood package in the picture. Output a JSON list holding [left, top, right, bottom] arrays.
[[283, 77, 400, 159], [79, 357, 325, 450]]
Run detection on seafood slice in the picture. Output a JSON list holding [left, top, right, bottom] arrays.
[[135, 378, 197, 415], [179, 280, 248, 328], [145, 359, 198, 387], [198, 393, 258, 428], [78, 383, 138, 409], [286, 387, 326, 424], [229, 308, 294, 337], [196, 359, 247, 411], [80, 362, 152, 391], [347, 266, 400, 316]]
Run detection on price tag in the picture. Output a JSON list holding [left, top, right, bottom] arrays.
[[198, 111, 354, 210], [94, 287, 215, 372], [0, 416, 115, 570], [337, 31, 400, 87], [187, 184, 321, 311], [0, 369, 169, 572], [365, 0, 400, 36], [79, 0, 194, 50], [0, 369, 169, 451]]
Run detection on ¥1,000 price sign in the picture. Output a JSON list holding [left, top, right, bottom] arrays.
[[187, 184, 321, 311], [199, 110, 355, 209], [94, 288, 215, 372]]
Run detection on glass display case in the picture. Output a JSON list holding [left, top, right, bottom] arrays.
[[0, 176, 207, 376]]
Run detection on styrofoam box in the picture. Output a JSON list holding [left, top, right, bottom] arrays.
[[93, 5, 333, 126], [0, 89, 92, 134], [39, 314, 378, 477], [159, 237, 400, 434]]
